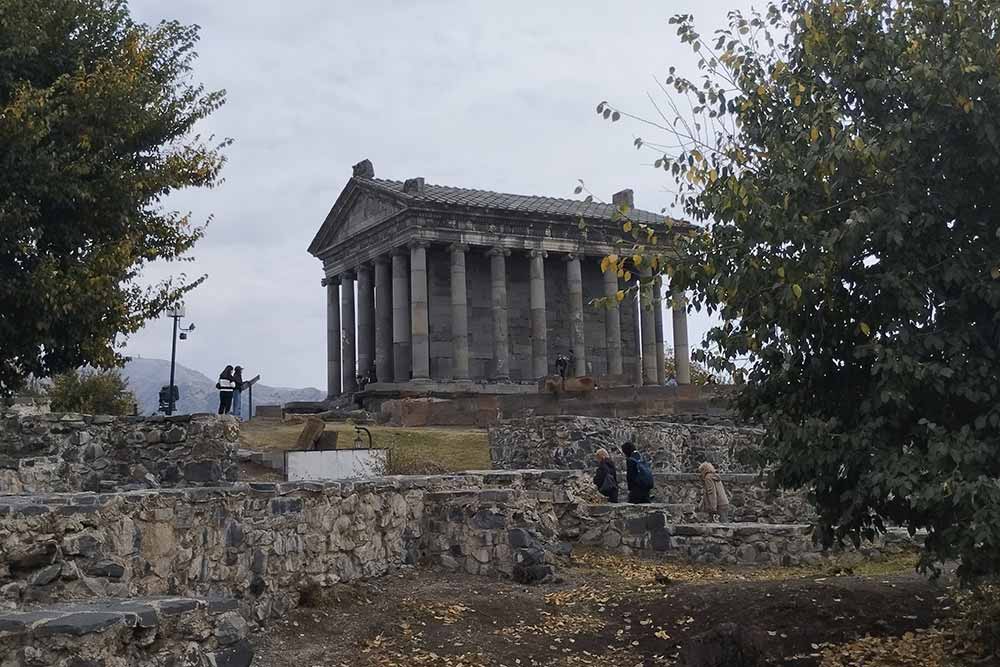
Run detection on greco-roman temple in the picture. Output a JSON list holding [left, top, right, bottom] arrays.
[[308, 159, 695, 418]]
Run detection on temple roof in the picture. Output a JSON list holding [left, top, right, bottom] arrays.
[[357, 177, 669, 226]]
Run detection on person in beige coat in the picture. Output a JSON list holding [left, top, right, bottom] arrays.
[[697, 462, 731, 522]]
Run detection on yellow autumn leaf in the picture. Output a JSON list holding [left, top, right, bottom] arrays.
[[860, 322, 871, 336], [777, 266, 786, 279], [853, 136, 865, 151], [792, 284, 802, 299], [708, 168, 718, 183], [810, 126, 819, 143], [793, 95, 802, 107], [600, 256, 610, 273], [623, 221, 633, 233], [615, 290, 625, 302], [632, 254, 642, 267], [624, 270, 632, 282]]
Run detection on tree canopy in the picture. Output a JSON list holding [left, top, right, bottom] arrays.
[[0, 0, 227, 395], [599, 0, 1000, 581], [48, 368, 135, 416]]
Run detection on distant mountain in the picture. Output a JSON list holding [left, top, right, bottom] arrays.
[[122, 358, 325, 416]]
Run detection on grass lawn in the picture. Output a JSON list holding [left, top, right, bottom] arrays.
[[239, 419, 491, 473]]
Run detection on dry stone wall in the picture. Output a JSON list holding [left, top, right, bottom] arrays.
[[0, 471, 588, 623], [561, 504, 919, 566], [0, 596, 251, 667], [652, 473, 814, 524], [489, 415, 762, 474], [0, 412, 240, 494]]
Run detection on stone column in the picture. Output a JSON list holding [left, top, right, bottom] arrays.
[[489, 248, 511, 381], [639, 268, 657, 385], [602, 268, 623, 377], [632, 289, 643, 386], [374, 256, 393, 383], [450, 244, 471, 381], [341, 271, 357, 393], [654, 275, 666, 385], [356, 264, 375, 381], [565, 254, 586, 377], [529, 250, 548, 378], [410, 241, 431, 381], [391, 249, 411, 382], [324, 277, 342, 398], [672, 284, 692, 385]]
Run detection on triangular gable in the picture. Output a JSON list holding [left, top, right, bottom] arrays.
[[308, 180, 408, 257]]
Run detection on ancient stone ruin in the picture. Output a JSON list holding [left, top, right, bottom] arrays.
[[0, 408, 918, 665], [308, 161, 694, 406]]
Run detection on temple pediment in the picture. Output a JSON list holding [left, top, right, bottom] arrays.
[[309, 184, 406, 257]]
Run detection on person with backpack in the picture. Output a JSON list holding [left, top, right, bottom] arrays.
[[216, 365, 236, 415], [621, 441, 654, 504], [592, 448, 619, 503]]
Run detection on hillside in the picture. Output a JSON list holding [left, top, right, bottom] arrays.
[[122, 358, 324, 415]]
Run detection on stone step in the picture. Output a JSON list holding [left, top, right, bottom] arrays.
[[0, 596, 252, 667]]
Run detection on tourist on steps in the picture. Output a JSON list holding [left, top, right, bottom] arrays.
[[621, 441, 655, 504], [216, 365, 236, 415], [592, 448, 619, 503], [697, 462, 731, 522], [231, 366, 244, 419]]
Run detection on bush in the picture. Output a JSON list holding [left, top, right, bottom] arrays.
[[48, 369, 135, 416]]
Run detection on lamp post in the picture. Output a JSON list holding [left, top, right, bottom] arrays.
[[165, 305, 195, 416]]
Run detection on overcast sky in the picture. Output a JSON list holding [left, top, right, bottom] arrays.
[[124, 0, 743, 389]]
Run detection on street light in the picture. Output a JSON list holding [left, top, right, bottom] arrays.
[[165, 304, 195, 416]]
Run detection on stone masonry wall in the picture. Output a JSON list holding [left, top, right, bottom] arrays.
[[0, 596, 252, 667], [652, 473, 814, 524], [0, 471, 587, 623], [0, 412, 240, 494], [489, 415, 762, 474]]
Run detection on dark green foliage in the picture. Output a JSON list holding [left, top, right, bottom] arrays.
[[48, 368, 135, 416], [601, 0, 1000, 581], [0, 0, 228, 396]]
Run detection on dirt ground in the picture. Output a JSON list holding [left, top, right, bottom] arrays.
[[250, 549, 960, 667]]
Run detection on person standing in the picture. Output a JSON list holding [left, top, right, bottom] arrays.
[[592, 448, 619, 503], [621, 441, 655, 504], [697, 462, 732, 522], [216, 365, 235, 415], [231, 366, 244, 419]]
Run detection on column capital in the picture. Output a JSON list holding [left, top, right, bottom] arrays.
[[323, 276, 341, 287], [450, 242, 470, 254], [321, 277, 328, 287], [487, 247, 511, 257], [341, 269, 356, 280], [407, 239, 431, 250], [562, 253, 581, 263], [356, 263, 373, 275], [528, 249, 548, 259], [374, 254, 391, 266], [390, 246, 409, 257]]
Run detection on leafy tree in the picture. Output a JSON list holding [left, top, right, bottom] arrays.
[[0, 0, 228, 396], [664, 352, 721, 386], [598, 0, 1000, 581], [49, 368, 135, 416]]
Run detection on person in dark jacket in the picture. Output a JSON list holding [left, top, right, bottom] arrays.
[[621, 441, 652, 504], [217, 366, 235, 415], [592, 448, 619, 503]]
